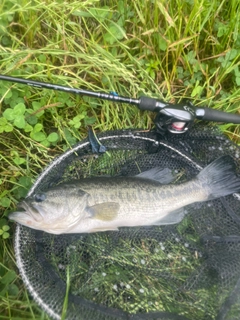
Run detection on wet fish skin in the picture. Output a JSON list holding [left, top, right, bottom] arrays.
[[9, 155, 240, 234]]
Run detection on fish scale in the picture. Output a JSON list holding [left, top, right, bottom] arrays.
[[9, 155, 240, 234]]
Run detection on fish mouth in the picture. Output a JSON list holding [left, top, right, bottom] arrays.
[[9, 200, 44, 223]]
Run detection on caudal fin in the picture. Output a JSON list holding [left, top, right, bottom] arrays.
[[197, 155, 240, 199]]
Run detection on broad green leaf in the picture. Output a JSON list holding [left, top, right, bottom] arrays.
[[89, 7, 110, 21], [33, 123, 43, 132], [27, 115, 38, 125], [32, 102, 44, 117], [2, 225, 10, 232], [13, 176, 32, 199], [1, 270, 17, 284], [4, 123, 13, 132], [63, 128, 77, 146], [225, 49, 238, 61], [159, 38, 167, 51], [104, 25, 126, 44], [14, 116, 25, 129], [8, 283, 19, 296], [191, 85, 203, 97], [3, 108, 15, 121], [3, 90, 12, 99], [0, 117, 8, 126], [24, 123, 33, 132], [14, 103, 26, 115], [18, 176, 32, 188], [2, 232, 10, 239], [72, 10, 92, 17], [41, 139, 50, 147], [0, 219, 8, 228], [31, 131, 46, 142], [0, 197, 11, 208], [13, 156, 26, 165], [47, 132, 59, 143], [0, 117, 13, 133]]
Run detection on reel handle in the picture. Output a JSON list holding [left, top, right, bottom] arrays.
[[196, 107, 240, 124]]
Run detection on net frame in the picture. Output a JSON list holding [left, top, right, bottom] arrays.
[[13, 126, 240, 320]]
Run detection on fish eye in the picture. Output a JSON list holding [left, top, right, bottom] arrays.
[[34, 193, 46, 202]]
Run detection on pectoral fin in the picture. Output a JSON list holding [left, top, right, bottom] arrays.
[[87, 202, 119, 221], [153, 208, 187, 225]]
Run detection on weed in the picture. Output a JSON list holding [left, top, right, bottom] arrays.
[[0, 220, 10, 239], [0, 0, 240, 319]]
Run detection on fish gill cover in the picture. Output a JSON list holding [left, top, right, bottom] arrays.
[[14, 125, 240, 320]]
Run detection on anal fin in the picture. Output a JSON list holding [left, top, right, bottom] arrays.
[[153, 208, 187, 225]]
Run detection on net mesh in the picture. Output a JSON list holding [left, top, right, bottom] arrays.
[[14, 125, 240, 320]]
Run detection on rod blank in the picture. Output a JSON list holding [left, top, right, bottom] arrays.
[[0, 74, 139, 106]]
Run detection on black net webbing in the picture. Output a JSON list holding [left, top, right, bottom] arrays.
[[14, 125, 240, 320]]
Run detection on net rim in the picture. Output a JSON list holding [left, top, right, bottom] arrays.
[[13, 128, 239, 320]]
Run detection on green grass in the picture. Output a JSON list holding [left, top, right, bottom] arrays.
[[0, 0, 240, 319]]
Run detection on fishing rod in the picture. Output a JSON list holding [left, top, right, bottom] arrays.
[[0, 74, 240, 134]]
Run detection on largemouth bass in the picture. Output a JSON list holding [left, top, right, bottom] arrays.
[[9, 155, 240, 234]]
